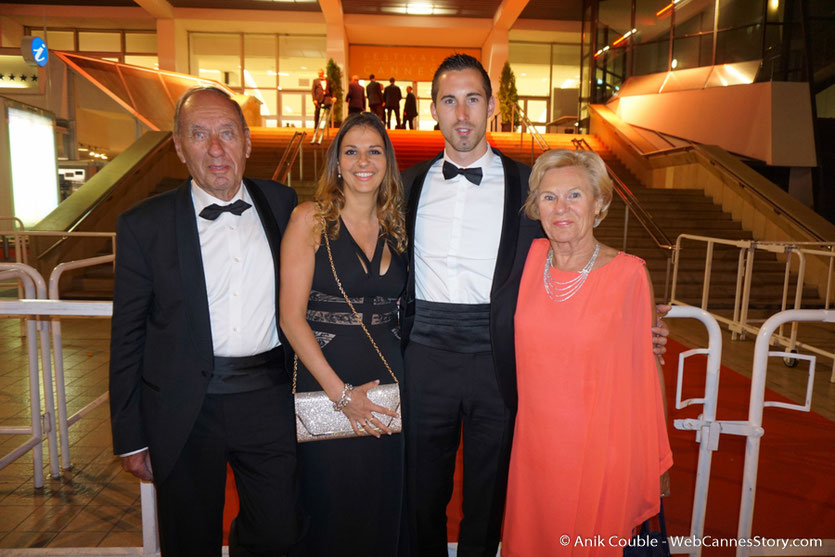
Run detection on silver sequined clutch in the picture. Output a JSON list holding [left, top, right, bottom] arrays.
[[295, 383, 401, 442]]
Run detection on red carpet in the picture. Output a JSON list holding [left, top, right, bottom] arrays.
[[222, 339, 835, 548]]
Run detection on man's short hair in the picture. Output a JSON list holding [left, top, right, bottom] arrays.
[[173, 86, 247, 135], [431, 53, 492, 103], [369, 74, 375, 80], [389, 77, 395, 83]]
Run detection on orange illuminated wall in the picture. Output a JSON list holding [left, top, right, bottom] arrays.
[[349, 46, 481, 82]]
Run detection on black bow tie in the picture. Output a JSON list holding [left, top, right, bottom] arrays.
[[442, 161, 483, 185], [199, 199, 252, 221]]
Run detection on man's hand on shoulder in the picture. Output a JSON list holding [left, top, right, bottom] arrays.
[[653, 303, 671, 365], [121, 450, 153, 482]]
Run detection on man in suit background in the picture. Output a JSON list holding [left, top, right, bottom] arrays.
[[311, 68, 335, 128], [400, 55, 669, 557], [403, 85, 418, 129], [345, 74, 365, 115], [384, 77, 402, 129], [109, 86, 301, 556], [366, 74, 384, 122]]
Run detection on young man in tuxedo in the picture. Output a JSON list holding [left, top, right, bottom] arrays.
[[400, 54, 669, 557], [109, 86, 301, 556]]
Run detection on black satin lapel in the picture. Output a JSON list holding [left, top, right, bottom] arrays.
[[245, 179, 282, 308], [491, 150, 522, 296], [174, 182, 214, 367]]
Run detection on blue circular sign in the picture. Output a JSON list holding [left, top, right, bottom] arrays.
[[30, 37, 48, 67]]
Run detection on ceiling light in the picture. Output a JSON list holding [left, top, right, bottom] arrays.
[[407, 3, 434, 15]]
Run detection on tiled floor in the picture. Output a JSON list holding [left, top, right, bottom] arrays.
[[0, 315, 142, 550], [0, 307, 833, 551]]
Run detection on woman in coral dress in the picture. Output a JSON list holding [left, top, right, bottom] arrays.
[[502, 149, 673, 557]]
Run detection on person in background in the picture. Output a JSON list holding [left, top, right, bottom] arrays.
[[312, 68, 335, 128], [384, 77, 403, 129], [280, 112, 408, 557], [346, 74, 366, 115], [109, 86, 301, 556], [403, 85, 418, 130], [366, 74, 385, 122], [502, 149, 672, 556]]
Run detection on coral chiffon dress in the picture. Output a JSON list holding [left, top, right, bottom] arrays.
[[502, 239, 673, 557]]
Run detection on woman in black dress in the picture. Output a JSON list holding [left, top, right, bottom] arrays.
[[280, 112, 407, 556]]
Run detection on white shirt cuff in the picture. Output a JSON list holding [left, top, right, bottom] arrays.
[[120, 447, 148, 457]]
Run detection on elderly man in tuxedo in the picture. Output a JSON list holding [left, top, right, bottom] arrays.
[[311, 68, 335, 128], [109, 86, 301, 557]]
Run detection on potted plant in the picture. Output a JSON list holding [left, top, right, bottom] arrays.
[[326, 58, 344, 127], [498, 61, 520, 132]]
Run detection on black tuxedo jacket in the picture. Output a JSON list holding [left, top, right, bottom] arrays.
[[346, 81, 366, 111], [109, 177, 297, 484], [404, 92, 418, 119], [366, 80, 384, 106], [312, 78, 333, 105], [400, 148, 541, 411], [384, 84, 402, 107]]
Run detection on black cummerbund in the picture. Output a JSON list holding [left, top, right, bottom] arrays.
[[206, 345, 287, 395], [410, 300, 491, 353]]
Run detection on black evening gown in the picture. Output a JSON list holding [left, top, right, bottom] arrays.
[[291, 221, 407, 557]]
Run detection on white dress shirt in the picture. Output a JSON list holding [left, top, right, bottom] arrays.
[[192, 181, 279, 357], [414, 147, 505, 304]]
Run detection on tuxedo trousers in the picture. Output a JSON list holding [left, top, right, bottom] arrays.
[[155, 382, 301, 557], [404, 343, 514, 557], [386, 106, 401, 128]]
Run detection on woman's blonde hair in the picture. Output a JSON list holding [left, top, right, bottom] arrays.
[[523, 149, 613, 227], [313, 112, 407, 252]]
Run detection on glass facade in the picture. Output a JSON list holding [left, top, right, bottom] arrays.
[[25, 27, 158, 69], [189, 32, 326, 126], [579, 0, 819, 128], [509, 40, 582, 131]]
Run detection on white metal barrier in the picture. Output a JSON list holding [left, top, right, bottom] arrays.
[[0, 267, 47, 488], [0, 268, 160, 556], [666, 305, 723, 557], [670, 235, 835, 381], [0, 263, 61, 482], [736, 309, 835, 557], [48, 254, 115, 470], [669, 306, 835, 556]]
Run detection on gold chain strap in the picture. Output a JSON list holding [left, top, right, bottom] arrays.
[[292, 220, 398, 394]]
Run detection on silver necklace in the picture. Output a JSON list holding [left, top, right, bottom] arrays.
[[543, 242, 599, 302]]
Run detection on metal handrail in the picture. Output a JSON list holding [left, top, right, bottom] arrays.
[[515, 104, 549, 151], [690, 144, 827, 242], [670, 234, 835, 381], [589, 105, 830, 243], [572, 138, 674, 252], [545, 115, 579, 129], [272, 131, 307, 185], [311, 105, 332, 145], [5, 231, 116, 271], [35, 133, 173, 262]]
